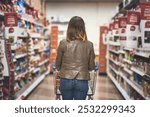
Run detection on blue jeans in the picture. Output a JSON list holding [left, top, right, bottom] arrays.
[[60, 78, 88, 100]]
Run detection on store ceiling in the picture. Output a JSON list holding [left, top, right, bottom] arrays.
[[45, 0, 121, 3]]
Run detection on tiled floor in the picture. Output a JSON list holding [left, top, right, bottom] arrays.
[[27, 75, 124, 100]]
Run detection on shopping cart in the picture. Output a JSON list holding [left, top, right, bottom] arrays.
[[87, 70, 98, 100], [53, 69, 98, 100], [53, 70, 61, 100]]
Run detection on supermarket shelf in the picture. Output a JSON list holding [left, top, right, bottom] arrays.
[[131, 67, 145, 76], [123, 59, 133, 64], [29, 67, 34, 72], [109, 58, 120, 66], [45, 69, 50, 76], [16, 53, 27, 59], [134, 52, 150, 58], [33, 46, 40, 50], [118, 50, 125, 54], [120, 63, 125, 68], [16, 74, 45, 100], [30, 32, 44, 39], [38, 59, 49, 66], [109, 65, 119, 75], [20, 15, 43, 27], [119, 72, 149, 100], [109, 41, 120, 46], [109, 49, 119, 55], [124, 47, 133, 51], [145, 74, 150, 78], [11, 45, 17, 50], [29, 52, 35, 55], [108, 72, 130, 100], [0, 76, 4, 80], [15, 71, 28, 80], [0, 55, 3, 58], [136, 48, 150, 51], [33, 67, 40, 73], [123, 68, 133, 75]]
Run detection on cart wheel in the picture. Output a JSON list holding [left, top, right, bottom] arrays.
[[88, 95, 94, 100], [56, 95, 61, 100]]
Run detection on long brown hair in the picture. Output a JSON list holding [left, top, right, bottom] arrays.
[[66, 16, 87, 42]]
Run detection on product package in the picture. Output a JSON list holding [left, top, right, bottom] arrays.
[[143, 75, 150, 97], [102, 27, 108, 45], [140, 2, 150, 48], [118, 17, 127, 49], [108, 22, 114, 42], [112, 19, 120, 42], [126, 11, 141, 49]]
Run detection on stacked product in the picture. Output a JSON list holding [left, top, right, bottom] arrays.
[[0, 0, 50, 100], [106, 0, 150, 100]]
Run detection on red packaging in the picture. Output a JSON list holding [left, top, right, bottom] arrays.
[[127, 11, 140, 25], [140, 2, 150, 20]]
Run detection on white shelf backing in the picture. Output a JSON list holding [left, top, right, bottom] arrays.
[[108, 72, 130, 100], [131, 67, 145, 76], [119, 72, 150, 100], [17, 74, 45, 100]]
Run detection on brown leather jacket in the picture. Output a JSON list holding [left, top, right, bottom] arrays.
[[56, 39, 95, 80]]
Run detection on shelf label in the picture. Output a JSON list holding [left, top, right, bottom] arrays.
[[127, 11, 140, 25], [4, 13, 18, 27], [140, 2, 150, 20]]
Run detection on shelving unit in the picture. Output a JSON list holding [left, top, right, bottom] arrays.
[[108, 73, 130, 100], [106, 0, 150, 100], [0, 17, 4, 100], [0, 0, 50, 100]]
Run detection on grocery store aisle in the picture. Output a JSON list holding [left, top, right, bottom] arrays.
[[27, 75, 124, 100]]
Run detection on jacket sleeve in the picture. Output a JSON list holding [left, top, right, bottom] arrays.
[[88, 43, 95, 71], [56, 41, 63, 71]]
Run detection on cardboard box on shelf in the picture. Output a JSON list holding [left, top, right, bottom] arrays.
[[126, 11, 141, 49], [118, 17, 127, 49], [140, 2, 150, 48]]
